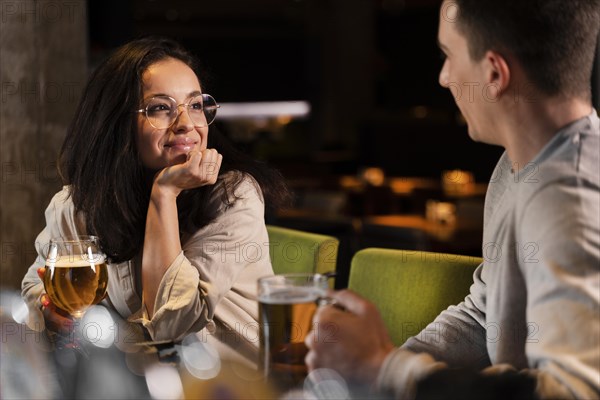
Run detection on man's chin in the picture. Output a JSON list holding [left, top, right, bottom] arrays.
[[467, 129, 501, 147], [467, 129, 481, 142]]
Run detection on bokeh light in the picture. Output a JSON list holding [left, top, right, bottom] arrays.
[[180, 335, 221, 380], [10, 295, 29, 324], [80, 305, 115, 348], [145, 363, 183, 400], [304, 368, 350, 400]]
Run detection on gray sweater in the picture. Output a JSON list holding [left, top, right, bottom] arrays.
[[377, 112, 600, 399]]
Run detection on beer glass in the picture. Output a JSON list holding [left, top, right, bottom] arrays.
[[258, 273, 328, 390], [43, 236, 108, 319]]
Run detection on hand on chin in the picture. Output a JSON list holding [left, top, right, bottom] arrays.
[[164, 145, 193, 166], [168, 153, 188, 166]]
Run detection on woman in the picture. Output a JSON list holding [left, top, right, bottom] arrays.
[[21, 37, 289, 365]]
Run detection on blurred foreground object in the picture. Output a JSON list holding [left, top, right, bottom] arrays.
[[1, 290, 58, 399]]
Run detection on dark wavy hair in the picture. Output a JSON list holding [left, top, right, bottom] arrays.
[[452, 0, 600, 99], [59, 37, 290, 262]]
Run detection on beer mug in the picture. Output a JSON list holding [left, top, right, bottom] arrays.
[[258, 273, 329, 390]]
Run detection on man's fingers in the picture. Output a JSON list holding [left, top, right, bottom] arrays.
[[329, 289, 373, 316], [37, 267, 45, 280], [314, 300, 345, 321]]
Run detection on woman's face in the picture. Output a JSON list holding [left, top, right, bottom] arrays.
[[136, 57, 209, 171]]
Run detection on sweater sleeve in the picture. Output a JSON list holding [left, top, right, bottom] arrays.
[[376, 178, 600, 400], [375, 263, 491, 398], [516, 180, 599, 399], [21, 187, 88, 331]]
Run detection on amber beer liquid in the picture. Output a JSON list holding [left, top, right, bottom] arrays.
[[258, 287, 321, 390], [43, 254, 108, 318]]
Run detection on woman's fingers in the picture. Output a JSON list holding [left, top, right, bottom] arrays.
[[38, 271, 71, 332], [199, 149, 222, 184], [186, 148, 222, 184], [186, 150, 203, 166], [155, 148, 223, 192], [40, 290, 74, 334], [42, 300, 74, 334], [41, 293, 51, 308]]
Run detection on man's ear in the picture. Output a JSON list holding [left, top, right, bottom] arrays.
[[484, 50, 511, 97]]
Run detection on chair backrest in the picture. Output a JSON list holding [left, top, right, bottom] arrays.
[[266, 225, 339, 285], [348, 248, 482, 346]]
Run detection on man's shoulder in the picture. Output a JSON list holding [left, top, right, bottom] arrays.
[[517, 118, 599, 203], [515, 164, 599, 228], [515, 164, 598, 212]]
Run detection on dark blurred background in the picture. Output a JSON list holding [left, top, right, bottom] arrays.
[[1, 0, 598, 289], [88, 0, 504, 179], [88, 0, 599, 286]]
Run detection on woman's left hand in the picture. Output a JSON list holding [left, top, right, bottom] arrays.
[[154, 149, 223, 197], [143, 148, 222, 316], [36, 268, 74, 335]]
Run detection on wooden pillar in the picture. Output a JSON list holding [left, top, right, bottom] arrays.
[[0, 0, 88, 289]]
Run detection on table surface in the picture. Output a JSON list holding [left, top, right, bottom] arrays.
[[0, 301, 320, 399]]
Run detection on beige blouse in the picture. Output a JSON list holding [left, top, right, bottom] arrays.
[[21, 173, 273, 366]]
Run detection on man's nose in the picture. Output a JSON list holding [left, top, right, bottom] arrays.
[[439, 61, 449, 88]]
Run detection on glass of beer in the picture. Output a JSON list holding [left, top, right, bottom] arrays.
[[258, 273, 328, 390], [43, 236, 108, 319]]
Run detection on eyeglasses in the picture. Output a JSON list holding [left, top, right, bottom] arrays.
[[136, 94, 219, 129]]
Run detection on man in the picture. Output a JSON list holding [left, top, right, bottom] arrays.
[[305, 1, 600, 398]]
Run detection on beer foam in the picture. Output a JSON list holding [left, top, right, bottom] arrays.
[[259, 288, 324, 305], [47, 254, 106, 268]]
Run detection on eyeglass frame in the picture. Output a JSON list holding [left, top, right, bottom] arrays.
[[135, 93, 220, 129]]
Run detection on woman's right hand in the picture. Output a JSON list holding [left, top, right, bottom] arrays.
[[37, 268, 74, 335], [153, 149, 223, 197]]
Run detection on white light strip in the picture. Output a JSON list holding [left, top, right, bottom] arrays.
[[217, 101, 310, 120]]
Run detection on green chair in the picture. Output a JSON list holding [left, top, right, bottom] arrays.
[[348, 248, 482, 346], [266, 225, 339, 286]]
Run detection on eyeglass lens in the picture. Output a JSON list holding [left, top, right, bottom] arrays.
[[145, 94, 218, 129]]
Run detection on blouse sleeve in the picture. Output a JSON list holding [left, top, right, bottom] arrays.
[[130, 175, 272, 342], [21, 187, 88, 331]]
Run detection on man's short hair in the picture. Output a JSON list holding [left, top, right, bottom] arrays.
[[451, 0, 600, 99]]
